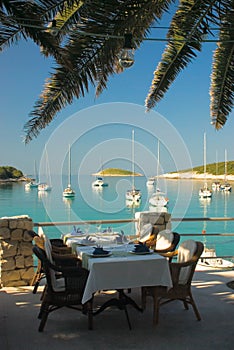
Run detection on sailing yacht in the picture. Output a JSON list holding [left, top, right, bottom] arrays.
[[211, 151, 221, 190], [63, 144, 75, 198], [149, 140, 169, 208], [25, 161, 39, 189], [125, 130, 142, 206], [220, 149, 232, 192], [38, 147, 52, 192], [199, 133, 212, 199]]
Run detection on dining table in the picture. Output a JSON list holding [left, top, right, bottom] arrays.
[[73, 243, 173, 329]]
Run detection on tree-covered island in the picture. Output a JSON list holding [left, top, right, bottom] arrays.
[[0, 166, 25, 181], [92, 168, 143, 177]]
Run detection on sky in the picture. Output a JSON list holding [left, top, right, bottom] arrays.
[[0, 12, 234, 178]]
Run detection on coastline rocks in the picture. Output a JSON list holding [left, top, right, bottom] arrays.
[[0, 216, 34, 288]]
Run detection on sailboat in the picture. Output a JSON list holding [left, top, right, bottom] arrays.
[[25, 160, 40, 189], [125, 130, 142, 206], [199, 133, 212, 199], [38, 147, 52, 192], [212, 151, 221, 191], [220, 149, 232, 192], [149, 140, 169, 208], [63, 144, 75, 198]]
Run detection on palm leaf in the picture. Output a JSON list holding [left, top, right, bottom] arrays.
[[145, 0, 225, 110], [210, 2, 234, 128], [24, 0, 173, 142]]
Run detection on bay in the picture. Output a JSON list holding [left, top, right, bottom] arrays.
[[0, 175, 233, 257]]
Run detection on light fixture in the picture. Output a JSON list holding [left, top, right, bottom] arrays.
[[48, 19, 58, 36], [118, 33, 135, 68]]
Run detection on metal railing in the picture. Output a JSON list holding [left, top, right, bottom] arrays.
[[33, 217, 234, 262]]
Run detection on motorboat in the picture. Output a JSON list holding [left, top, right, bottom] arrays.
[[149, 189, 169, 207], [25, 181, 39, 190], [198, 246, 234, 269], [146, 177, 155, 186], [125, 130, 142, 205], [92, 177, 108, 187], [63, 144, 75, 198]]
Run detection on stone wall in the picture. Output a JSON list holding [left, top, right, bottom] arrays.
[[135, 211, 171, 234], [0, 215, 34, 288]]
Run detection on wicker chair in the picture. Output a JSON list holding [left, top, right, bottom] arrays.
[[33, 245, 93, 332], [145, 230, 180, 261], [142, 240, 204, 325], [31, 231, 80, 294]]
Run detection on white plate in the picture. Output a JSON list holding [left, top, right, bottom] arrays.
[[129, 250, 153, 255], [89, 252, 112, 258]]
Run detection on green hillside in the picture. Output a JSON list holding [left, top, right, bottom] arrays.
[[96, 168, 143, 176], [179, 161, 234, 175], [0, 166, 23, 180]]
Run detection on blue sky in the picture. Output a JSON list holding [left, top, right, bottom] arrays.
[[0, 21, 234, 177]]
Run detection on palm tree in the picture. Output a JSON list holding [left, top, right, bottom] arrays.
[[0, 1, 233, 142]]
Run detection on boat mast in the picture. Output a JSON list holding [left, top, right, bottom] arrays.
[[132, 129, 135, 190], [224, 149, 227, 183], [204, 132, 207, 190], [68, 144, 71, 188], [156, 139, 160, 190]]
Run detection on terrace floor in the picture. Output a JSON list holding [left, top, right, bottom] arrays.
[[0, 268, 234, 350]]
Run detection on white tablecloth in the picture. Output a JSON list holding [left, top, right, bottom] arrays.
[[76, 245, 172, 304]]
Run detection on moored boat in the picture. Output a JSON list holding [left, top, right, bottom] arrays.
[[199, 133, 212, 199], [63, 144, 75, 198], [92, 177, 108, 187], [125, 130, 142, 206], [198, 246, 234, 269], [149, 189, 169, 207], [146, 177, 155, 187], [38, 183, 52, 192], [220, 149, 232, 192]]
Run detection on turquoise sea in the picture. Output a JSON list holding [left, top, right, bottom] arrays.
[[0, 175, 234, 258]]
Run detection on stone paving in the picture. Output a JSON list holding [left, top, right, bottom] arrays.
[[0, 269, 234, 350]]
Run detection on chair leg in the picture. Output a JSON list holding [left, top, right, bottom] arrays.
[[183, 300, 189, 310], [87, 301, 93, 330], [153, 289, 160, 325], [189, 293, 201, 321], [38, 303, 49, 332]]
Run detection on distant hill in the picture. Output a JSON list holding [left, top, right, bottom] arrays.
[[93, 167, 143, 176], [178, 161, 234, 175], [0, 166, 24, 180]]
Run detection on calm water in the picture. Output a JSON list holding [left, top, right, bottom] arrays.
[[0, 176, 233, 257]]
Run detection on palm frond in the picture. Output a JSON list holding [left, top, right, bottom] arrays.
[[210, 2, 234, 129], [145, 0, 222, 111], [24, 0, 173, 142]]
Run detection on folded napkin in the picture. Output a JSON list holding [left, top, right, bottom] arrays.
[[133, 242, 150, 253], [92, 247, 110, 255]]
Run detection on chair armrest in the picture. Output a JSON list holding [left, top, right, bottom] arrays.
[[52, 245, 72, 254], [157, 250, 178, 257], [50, 238, 66, 247], [52, 252, 81, 267]]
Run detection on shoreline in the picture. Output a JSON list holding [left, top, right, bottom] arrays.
[[92, 173, 143, 177], [0, 177, 29, 183], [160, 171, 234, 181]]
